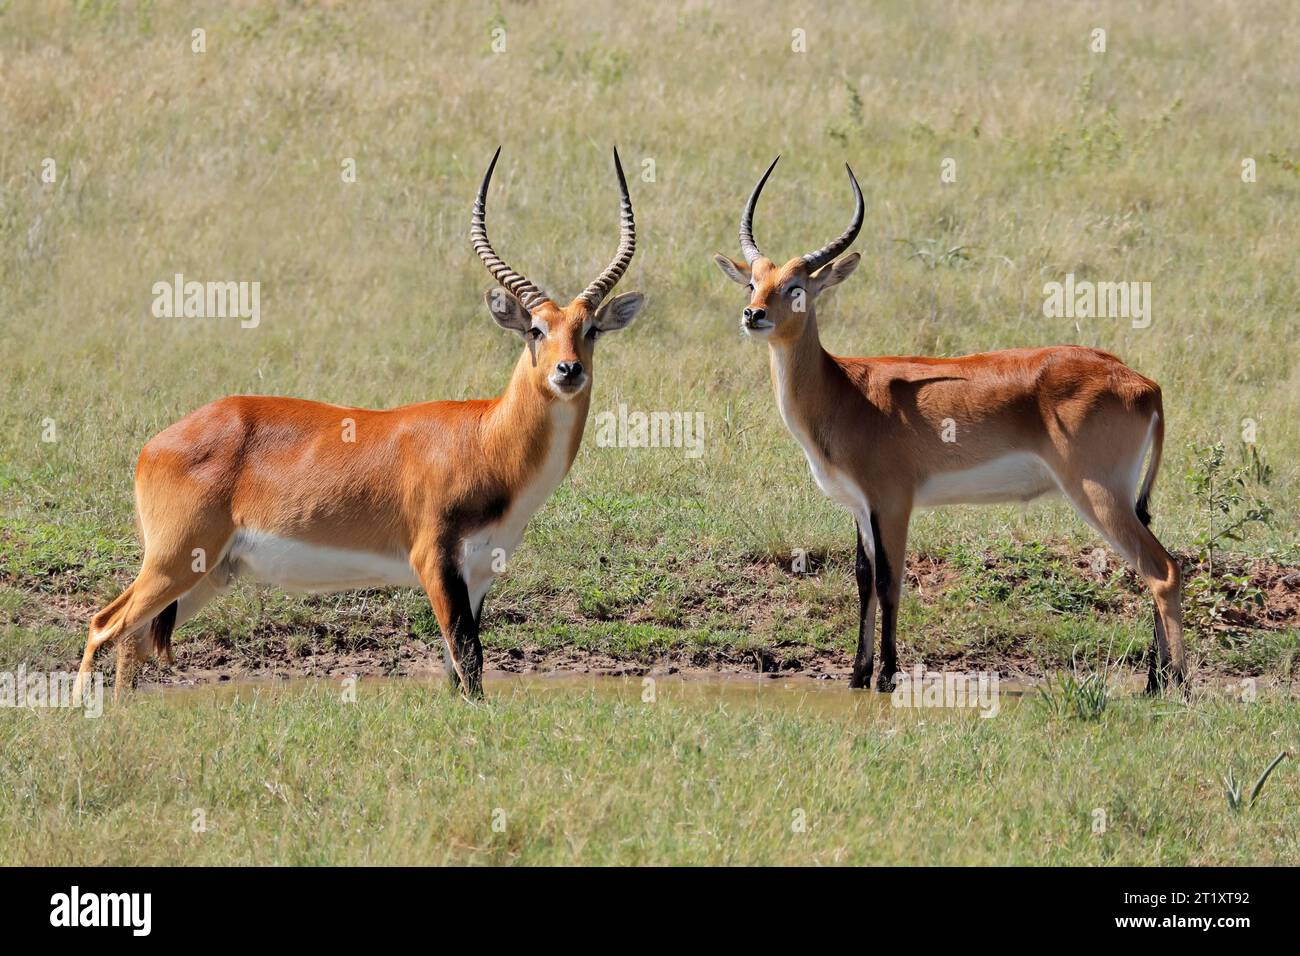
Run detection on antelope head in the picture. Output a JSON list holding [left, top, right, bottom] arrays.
[[713, 157, 863, 343], [473, 147, 645, 400]]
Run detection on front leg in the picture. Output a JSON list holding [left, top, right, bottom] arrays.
[[415, 547, 484, 699], [849, 521, 877, 689], [869, 505, 911, 693]]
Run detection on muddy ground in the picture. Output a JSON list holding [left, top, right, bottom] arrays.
[[7, 546, 1297, 690]]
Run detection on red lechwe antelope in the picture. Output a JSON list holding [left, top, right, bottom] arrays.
[[714, 157, 1184, 693], [72, 147, 645, 700]]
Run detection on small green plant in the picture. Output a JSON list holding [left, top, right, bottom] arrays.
[[1223, 751, 1288, 811], [825, 79, 865, 146], [1186, 570, 1269, 633], [1042, 70, 1125, 171], [1034, 661, 1110, 721], [1187, 441, 1274, 576], [1185, 442, 1274, 635]]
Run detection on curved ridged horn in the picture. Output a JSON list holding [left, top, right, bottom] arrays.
[[470, 146, 551, 313], [577, 147, 636, 308], [739, 155, 780, 265], [801, 163, 864, 274]]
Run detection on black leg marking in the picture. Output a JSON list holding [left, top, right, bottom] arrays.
[[1135, 495, 1152, 528], [440, 554, 484, 698], [1145, 614, 1170, 695], [850, 522, 875, 689], [432, 496, 508, 696], [870, 512, 898, 692], [149, 599, 178, 664]]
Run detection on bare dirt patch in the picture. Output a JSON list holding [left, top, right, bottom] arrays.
[[6, 547, 1297, 688]]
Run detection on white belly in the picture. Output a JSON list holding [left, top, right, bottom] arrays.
[[227, 529, 420, 592], [915, 452, 1058, 508]]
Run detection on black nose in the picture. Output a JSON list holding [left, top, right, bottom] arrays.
[[555, 361, 583, 380], [743, 307, 767, 323]]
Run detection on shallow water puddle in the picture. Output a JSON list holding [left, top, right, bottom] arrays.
[[488, 672, 1027, 719], [151, 670, 1029, 721]]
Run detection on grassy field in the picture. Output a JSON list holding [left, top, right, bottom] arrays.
[[2, 679, 1296, 865], [0, 2, 1297, 864]]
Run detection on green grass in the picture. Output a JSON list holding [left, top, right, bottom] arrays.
[[2, 681, 1295, 865]]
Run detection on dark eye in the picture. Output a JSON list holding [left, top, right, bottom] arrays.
[[528, 327, 544, 339], [586, 326, 601, 340], [786, 286, 802, 296], [746, 283, 755, 293]]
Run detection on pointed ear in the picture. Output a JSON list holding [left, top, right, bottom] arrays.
[[713, 254, 751, 286], [811, 253, 861, 294], [593, 291, 645, 333], [484, 287, 531, 334]]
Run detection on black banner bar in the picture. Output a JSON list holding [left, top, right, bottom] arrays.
[[0, 866, 1282, 941]]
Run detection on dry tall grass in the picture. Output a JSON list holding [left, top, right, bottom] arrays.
[[2, 0, 1296, 570]]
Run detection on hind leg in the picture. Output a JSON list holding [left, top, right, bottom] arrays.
[[171, 568, 233, 637], [74, 546, 223, 700], [76, 565, 190, 701], [112, 568, 230, 691], [1058, 479, 1185, 691], [114, 625, 156, 696]]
